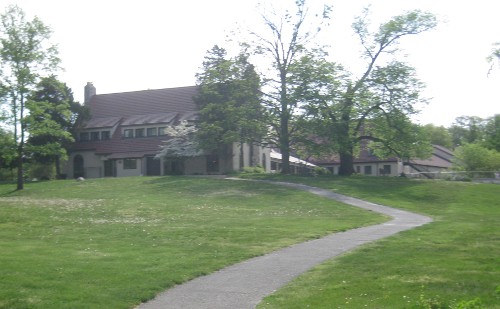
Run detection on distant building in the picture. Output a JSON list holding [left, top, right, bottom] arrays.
[[311, 144, 453, 177]]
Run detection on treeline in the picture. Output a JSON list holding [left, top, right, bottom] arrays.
[[424, 115, 500, 171]]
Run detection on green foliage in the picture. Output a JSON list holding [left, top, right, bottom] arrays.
[[301, 9, 437, 175], [422, 124, 453, 149], [0, 5, 60, 190], [0, 128, 16, 169], [248, 1, 332, 174], [449, 115, 486, 147], [483, 114, 500, 151], [27, 162, 55, 180], [241, 165, 266, 174], [453, 143, 500, 171], [195, 46, 265, 154]]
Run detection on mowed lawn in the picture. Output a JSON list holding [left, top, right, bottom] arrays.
[[251, 176, 500, 309], [0, 176, 386, 309]]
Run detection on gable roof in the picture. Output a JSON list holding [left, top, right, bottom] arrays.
[[87, 86, 198, 118], [71, 86, 199, 157]]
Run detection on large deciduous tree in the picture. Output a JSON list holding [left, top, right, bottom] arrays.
[[0, 5, 60, 189], [248, 0, 332, 173], [305, 9, 437, 175], [194, 45, 265, 170], [26, 76, 82, 178]]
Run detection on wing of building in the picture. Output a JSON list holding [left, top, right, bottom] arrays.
[[311, 144, 454, 178]]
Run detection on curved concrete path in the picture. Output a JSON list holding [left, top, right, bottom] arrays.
[[136, 181, 432, 309]]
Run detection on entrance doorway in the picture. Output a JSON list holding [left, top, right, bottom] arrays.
[[73, 155, 84, 178], [146, 156, 161, 176], [104, 160, 116, 177]]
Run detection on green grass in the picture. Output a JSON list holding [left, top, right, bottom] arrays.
[[250, 175, 500, 308], [0, 176, 385, 309]]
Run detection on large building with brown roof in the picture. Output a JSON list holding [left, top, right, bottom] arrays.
[[66, 83, 271, 178]]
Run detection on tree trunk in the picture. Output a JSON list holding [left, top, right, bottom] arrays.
[[338, 150, 355, 176], [16, 146, 24, 190]]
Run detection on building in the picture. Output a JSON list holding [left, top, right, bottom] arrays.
[[311, 144, 453, 177], [66, 83, 272, 178]]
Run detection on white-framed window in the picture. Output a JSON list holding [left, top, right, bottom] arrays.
[[135, 128, 145, 138], [124, 129, 133, 138], [101, 131, 110, 140], [90, 132, 100, 141], [158, 127, 167, 136], [147, 127, 157, 136], [364, 165, 372, 175]]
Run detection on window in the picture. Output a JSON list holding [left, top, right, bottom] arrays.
[[147, 127, 157, 137], [123, 159, 137, 169], [101, 131, 110, 140], [124, 129, 133, 138], [364, 165, 372, 175], [79, 132, 89, 141], [158, 127, 167, 136], [356, 166, 361, 174], [382, 165, 391, 175], [135, 128, 145, 138], [90, 132, 100, 141]]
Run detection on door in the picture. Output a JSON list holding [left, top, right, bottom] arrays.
[[73, 155, 84, 178], [146, 156, 161, 176], [104, 160, 116, 177]]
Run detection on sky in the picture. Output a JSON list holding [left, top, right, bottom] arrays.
[[1, 0, 499, 127]]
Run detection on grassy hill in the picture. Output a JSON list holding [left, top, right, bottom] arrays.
[[0, 176, 384, 309], [251, 175, 500, 308], [1, 176, 498, 308]]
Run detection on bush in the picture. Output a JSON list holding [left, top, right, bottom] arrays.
[[241, 165, 266, 174], [28, 163, 56, 180], [311, 166, 331, 176]]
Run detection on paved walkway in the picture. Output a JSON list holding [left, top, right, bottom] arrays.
[[136, 181, 432, 309]]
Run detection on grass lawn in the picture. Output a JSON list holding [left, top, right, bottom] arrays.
[[248, 175, 500, 309], [0, 176, 386, 309]]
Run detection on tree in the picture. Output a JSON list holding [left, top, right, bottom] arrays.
[[156, 121, 202, 158], [247, 0, 332, 173], [453, 143, 500, 172], [25, 76, 78, 177], [449, 115, 486, 147], [0, 127, 16, 170], [487, 42, 500, 76], [0, 5, 60, 189], [306, 9, 437, 175], [483, 114, 500, 152], [194, 45, 265, 170], [422, 124, 453, 149]]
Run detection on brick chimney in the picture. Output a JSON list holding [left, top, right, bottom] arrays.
[[84, 82, 96, 104]]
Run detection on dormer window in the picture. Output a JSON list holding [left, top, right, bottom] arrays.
[[90, 132, 100, 141], [147, 127, 157, 136], [158, 127, 167, 136], [135, 128, 145, 138], [80, 132, 89, 141], [124, 129, 133, 138], [101, 131, 110, 140]]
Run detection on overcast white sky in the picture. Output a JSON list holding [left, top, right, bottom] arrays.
[[2, 0, 500, 127]]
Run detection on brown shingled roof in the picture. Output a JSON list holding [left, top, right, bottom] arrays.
[[87, 86, 198, 118], [72, 86, 199, 158]]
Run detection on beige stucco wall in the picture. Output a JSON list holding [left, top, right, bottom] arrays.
[[116, 158, 143, 177], [67, 151, 103, 179]]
